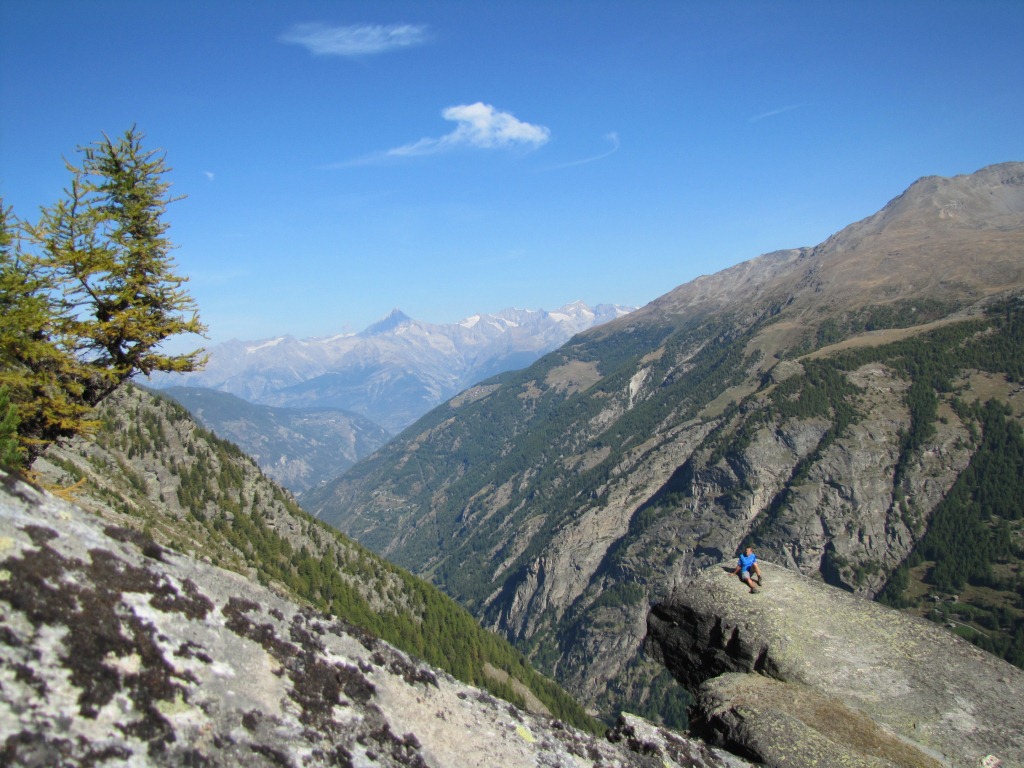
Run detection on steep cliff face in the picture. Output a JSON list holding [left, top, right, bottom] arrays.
[[646, 564, 1024, 768], [648, 357, 978, 597], [310, 163, 1024, 722]]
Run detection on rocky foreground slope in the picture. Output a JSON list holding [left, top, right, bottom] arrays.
[[28, 383, 605, 733], [647, 564, 1024, 768], [0, 470, 749, 768]]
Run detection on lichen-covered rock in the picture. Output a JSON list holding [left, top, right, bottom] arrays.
[[607, 713, 754, 768], [646, 564, 1024, 768], [0, 470, 738, 767]]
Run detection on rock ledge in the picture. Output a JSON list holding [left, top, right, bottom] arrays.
[[646, 564, 1024, 768]]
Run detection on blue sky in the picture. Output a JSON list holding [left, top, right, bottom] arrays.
[[2, 1, 1022, 348]]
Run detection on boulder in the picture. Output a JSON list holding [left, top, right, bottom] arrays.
[[646, 563, 1024, 768]]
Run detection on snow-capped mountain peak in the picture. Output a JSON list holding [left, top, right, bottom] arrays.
[[149, 301, 634, 434]]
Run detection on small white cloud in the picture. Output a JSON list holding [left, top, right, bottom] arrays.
[[203, 171, 215, 181], [387, 102, 550, 157], [281, 23, 428, 56]]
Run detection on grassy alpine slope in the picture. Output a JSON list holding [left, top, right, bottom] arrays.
[[33, 383, 599, 734]]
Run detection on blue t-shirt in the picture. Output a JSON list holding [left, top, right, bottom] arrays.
[[738, 552, 757, 571]]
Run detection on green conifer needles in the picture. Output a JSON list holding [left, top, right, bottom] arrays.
[[0, 127, 206, 464]]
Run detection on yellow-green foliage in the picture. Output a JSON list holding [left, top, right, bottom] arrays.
[[0, 387, 24, 470], [0, 128, 206, 464]]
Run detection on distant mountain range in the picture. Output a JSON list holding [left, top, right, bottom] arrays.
[[149, 301, 633, 434]]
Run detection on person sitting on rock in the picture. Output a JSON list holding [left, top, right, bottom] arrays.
[[732, 546, 763, 593]]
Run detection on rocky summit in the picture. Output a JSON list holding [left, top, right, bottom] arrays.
[[0, 470, 749, 768], [646, 564, 1024, 768]]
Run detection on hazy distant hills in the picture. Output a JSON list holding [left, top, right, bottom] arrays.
[[308, 162, 1024, 723], [149, 301, 633, 435], [157, 386, 390, 498]]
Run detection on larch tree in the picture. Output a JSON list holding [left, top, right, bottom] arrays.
[[0, 202, 92, 466], [1, 127, 207, 465]]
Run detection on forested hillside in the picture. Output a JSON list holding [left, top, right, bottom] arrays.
[[309, 162, 1024, 725], [34, 384, 598, 733]]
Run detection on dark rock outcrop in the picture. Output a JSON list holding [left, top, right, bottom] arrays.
[[646, 564, 1024, 768], [0, 470, 747, 767]]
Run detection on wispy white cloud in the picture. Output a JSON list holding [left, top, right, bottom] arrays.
[[748, 104, 806, 123], [281, 23, 428, 56], [203, 170, 215, 181], [385, 102, 551, 158], [544, 132, 620, 170], [329, 103, 550, 166]]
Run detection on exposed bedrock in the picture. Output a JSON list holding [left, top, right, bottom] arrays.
[[646, 564, 1024, 768], [0, 470, 750, 768]]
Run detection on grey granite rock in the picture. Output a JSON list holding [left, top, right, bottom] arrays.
[[646, 563, 1024, 768], [0, 470, 741, 767]]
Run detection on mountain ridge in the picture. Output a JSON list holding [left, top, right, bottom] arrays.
[[360, 308, 414, 336], [156, 385, 390, 497], [610, 161, 1023, 335], [308, 162, 1024, 724]]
